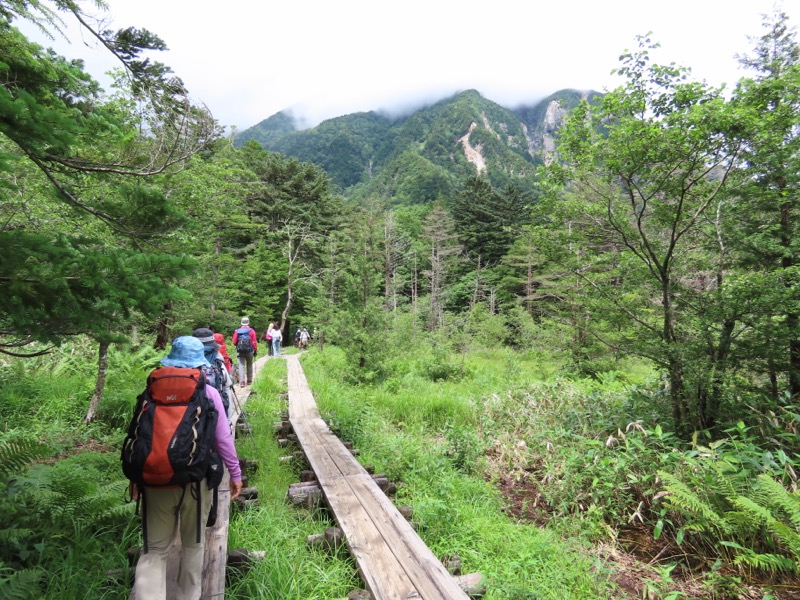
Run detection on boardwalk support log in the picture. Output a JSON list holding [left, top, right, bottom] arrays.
[[441, 554, 462, 575], [306, 526, 345, 550], [273, 420, 293, 436], [398, 505, 413, 521], [288, 484, 324, 508], [454, 573, 487, 598], [239, 458, 259, 473], [233, 497, 260, 510], [239, 486, 258, 500], [236, 422, 253, 438], [227, 549, 266, 573], [333, 590, 372, 600]]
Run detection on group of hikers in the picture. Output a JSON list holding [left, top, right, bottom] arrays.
[[263, 322, 311, 355], [121, 315, 305, 599]]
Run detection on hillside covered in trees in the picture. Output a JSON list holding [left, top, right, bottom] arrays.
[[3, 2, 800, 598], [235, 88, 602, 204]]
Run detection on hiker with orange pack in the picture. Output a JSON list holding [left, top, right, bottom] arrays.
[[121, 336, 242, 600]]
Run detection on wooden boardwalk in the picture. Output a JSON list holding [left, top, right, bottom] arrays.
[[129, 354, 267, 600], [286, 354, 470, 600]]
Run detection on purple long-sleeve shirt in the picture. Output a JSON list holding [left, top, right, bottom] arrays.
[[205, 384, 242, 482]]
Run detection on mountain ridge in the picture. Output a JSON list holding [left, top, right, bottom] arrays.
[[235, 88, 602, 203]]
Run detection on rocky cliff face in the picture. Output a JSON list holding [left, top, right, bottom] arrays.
[[514, 89, 601, 165]]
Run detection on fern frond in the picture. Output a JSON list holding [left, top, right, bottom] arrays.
[[658, 471, 731, 534], [0, 439, 46, 480], [754, 474, 800, 531], [766, 520, 800, 557], [712, 461, 741, 499], [731, 496, 774, 527], [73, 480, 128, 523], [0, 567, 45, 600], [733, 550, 797, 574]]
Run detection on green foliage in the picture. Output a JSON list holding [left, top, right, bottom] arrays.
[[654, 427, 800, 575], [304, 345, 616, 598], [0, 566, 45, 600], [450, 176, 531, 266], [240, 89, 546, 206], [0, 231, 194, 345], [0, 439, 133, 599], [444, 421, 485, 474], [0, 4, 216, 353], [0, 438, 47, 480]]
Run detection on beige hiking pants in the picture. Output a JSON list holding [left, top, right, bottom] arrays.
[[133, 481, 212, 600]]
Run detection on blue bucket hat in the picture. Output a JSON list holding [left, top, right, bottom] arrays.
[[161, 336, 211, 368]]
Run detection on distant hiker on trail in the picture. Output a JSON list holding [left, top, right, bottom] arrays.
[[264, 322, 274, 356], [271, 323, 283, 356], [122, 336, 242, 600], [214, 332, 234, 375], [193, 327, 234, 420], [294, 327, 302, 348], [299, 327, 310, 350], [232, 317, 257, 387]]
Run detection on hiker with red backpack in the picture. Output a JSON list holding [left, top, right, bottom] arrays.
[[122, 336, 242, 600], [232, 317, 258, 387], [213, 332, 234, 375]]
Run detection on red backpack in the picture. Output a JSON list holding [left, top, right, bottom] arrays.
[[121, 366, 223, 488], [121, 367, 224, 549]]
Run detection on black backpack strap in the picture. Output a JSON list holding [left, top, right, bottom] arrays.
[[206, 485, 219, 528], [193, 480, 200, 543], [141, 488, 149, 554]]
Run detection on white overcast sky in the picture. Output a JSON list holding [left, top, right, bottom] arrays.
[[21, 0, 800, 131]]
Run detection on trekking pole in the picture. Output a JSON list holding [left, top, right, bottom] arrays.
[[229, 386, 258, 452]]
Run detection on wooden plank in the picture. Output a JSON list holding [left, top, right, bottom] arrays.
[[292, 417, 366, 481], [202, 353, 268, 598], [285, 355, 470, 600], [321, 475, 420, 599], [350, 474, 468, 598]]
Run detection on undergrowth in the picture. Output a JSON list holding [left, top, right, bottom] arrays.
[[302, 343, 800, 599], [2, 332, 799, 599]]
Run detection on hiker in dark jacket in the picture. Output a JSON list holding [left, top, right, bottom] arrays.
[[232, 317, 258, 387], [193, 327, 234, 421]]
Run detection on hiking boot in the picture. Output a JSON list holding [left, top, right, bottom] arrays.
[[240, 382, 246, 388]]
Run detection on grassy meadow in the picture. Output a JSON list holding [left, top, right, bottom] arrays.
[[1, 335, 798, 599]]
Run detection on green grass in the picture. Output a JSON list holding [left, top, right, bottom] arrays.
[[299, 346, 618, 599], [6, 334, 793, 598], [226, 358, 360, 599]]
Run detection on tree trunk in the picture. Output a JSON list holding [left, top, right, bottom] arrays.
[[662, 275, 689, 431], [210, 236, 221, 321], [84, 341, 110, 423], [280, 284, 293, 336], [384, 219, 393, 311], [471, 256, 482, 310], [526, 261, 533, 315], [154, 300, 174, 350], [699, 318, 736, 431], [412, 253, 418, 339], [781, 201, 800, 397]]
